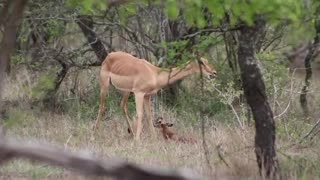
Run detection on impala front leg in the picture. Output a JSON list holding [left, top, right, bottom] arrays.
[[134, 92, 145, 141], [144, 95, 156, 138]]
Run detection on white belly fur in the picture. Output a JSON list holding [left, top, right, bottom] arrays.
[[109, 73, 133, 92]]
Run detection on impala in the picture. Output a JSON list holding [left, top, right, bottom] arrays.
[[94, 51, 217, 141]]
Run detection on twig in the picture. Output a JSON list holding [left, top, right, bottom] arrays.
[[181, 27, 241, 40], [197, 56, 213, 173], [107, 0, 130, 7], [216, 144, 230, 168], [299, 119, 320, 144], [310, 128, 320, 141], [0, 137, 202, 180], [274, 68, 297, 120], [64, 134, 72, 149], [213, 87, 244, 130]]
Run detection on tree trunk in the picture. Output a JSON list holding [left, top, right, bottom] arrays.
[[0, 0, 28, 119], [0, 0, 28, 76], [300, 5, 320, 118], [237, 16, 279, 179], [76, 15, 108, 63]]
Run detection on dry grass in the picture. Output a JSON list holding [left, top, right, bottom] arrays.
[[1, 69, 320, 180], [0, 110, 260, 179]]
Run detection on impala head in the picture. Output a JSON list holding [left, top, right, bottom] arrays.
[[154, 117, 173, 128], [196, 57, 217, 79]]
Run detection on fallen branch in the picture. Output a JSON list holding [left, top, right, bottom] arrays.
[[0, 137, 201, 180]]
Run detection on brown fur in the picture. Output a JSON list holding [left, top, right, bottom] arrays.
[[154, 117, 197, 144]]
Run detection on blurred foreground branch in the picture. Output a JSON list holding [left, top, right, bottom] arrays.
[[0, 137, 201, 180]]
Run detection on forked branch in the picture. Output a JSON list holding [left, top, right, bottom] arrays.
[[0, 137, 201, 180]]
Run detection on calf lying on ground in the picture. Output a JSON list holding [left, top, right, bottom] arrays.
[[154, 117, 197, 144]]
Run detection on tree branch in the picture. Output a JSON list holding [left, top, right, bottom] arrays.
[[107, 0, 131, 8], [0, 137, 201, 180], [76, 15, 109, 63], [180, 27, 240, 40]]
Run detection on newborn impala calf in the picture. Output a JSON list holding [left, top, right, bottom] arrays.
[[154, 117, 197, 144]]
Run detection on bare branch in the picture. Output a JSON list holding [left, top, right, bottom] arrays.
[[0, 138, 202, 180], [299, 119, 320, 144], [213, 86, 244, 130], [274, 68, 297, 120], [180, 27, 240, 40]]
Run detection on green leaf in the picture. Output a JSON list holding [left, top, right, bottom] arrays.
[[165, 0, 179, 19], [66, 0, 79, 8], [82, 0, 93, 13]]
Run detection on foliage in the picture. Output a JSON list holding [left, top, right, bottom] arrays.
[[66, 0, 107, 14], [257, 51, 290, 97], [142, 0, 307, 27], [65, 0, 313, 28], [11, 54, 26, 66], [7, 0, 319, 121], [31, 73, 55, 101], [2, 0, 320, 178]]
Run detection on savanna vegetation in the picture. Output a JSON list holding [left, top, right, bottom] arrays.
[[1, 0, 320, 179]]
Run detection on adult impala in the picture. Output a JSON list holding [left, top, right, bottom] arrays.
[[94, 51, 217, 141]]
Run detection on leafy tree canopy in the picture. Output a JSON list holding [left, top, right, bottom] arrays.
[[66, 0, 319, 27]]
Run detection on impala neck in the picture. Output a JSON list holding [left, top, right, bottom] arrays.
[[156, 62, 197, 88]]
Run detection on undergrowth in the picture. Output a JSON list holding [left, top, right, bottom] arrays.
[[1, 63, 320, 179]]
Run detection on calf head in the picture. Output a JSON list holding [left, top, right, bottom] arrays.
[[154, 117, 173, 128]]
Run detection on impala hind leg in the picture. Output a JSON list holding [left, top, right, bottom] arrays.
[[93, 73, 110, 132], [144, 96, 156, 138], [121, 92, 134, 138], [134, 92, 145, 141]]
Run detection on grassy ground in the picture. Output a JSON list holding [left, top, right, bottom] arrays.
[[1, 68, 320, 179]]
